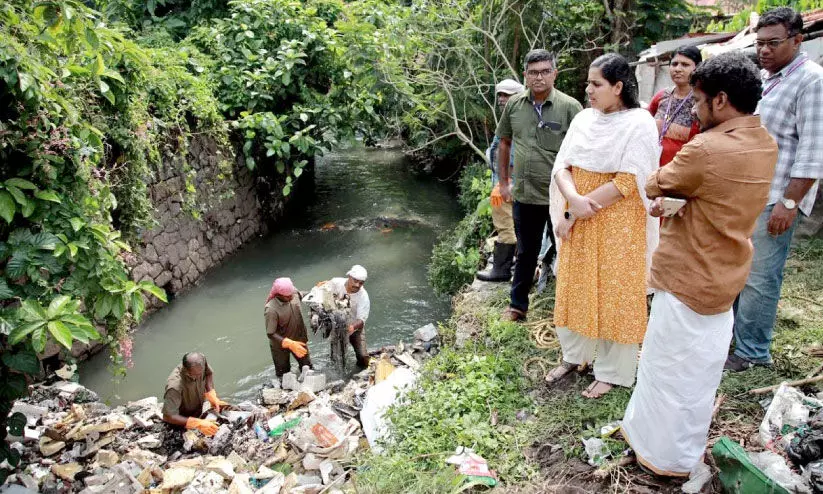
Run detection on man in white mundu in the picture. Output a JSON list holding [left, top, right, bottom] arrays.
[[621, 52, 777, 476]]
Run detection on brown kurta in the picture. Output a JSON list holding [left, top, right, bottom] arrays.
[[162, 362, 213, 418], [264, 296, 309, 346]]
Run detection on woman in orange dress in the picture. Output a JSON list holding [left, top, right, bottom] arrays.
[[648, 46, 702, 166], [545, 53, 659, 398]]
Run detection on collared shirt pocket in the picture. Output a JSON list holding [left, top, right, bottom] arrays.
[[536, 124, 563, 151]]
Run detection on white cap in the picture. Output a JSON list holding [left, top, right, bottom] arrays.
[[495, 79, 525, 95], [347, 264, 367, 281]]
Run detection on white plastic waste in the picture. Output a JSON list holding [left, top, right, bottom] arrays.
[[582, 437, 608, 466], [759, 384, 823, 449], [749, 450, 812, 494], [360, 367, 418, 452], [681, 462, 712, 494]]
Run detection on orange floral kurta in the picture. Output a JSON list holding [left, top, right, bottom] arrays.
[[553, 168, 648, 345]]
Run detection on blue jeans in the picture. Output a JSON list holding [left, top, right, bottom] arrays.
[[732, 204, 802, 363]]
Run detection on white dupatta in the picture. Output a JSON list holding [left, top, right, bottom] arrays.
[[548, 108, 661, 276]]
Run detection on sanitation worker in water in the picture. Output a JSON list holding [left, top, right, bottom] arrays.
[[318, 265, 371, 369], [161, 352, 228, 437], [264, 277, 313, 378]]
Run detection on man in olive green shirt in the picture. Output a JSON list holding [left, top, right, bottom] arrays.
[[497, 49, 583, 320], [162, 352, 227, 437]]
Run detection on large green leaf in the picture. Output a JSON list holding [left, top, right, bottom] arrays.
[[0, 190, 15, 223], [47, 320, 73, 349], [139, 281, 168, 303], [69, 217, 85, 232], [8, 321, 44, 345], [112, 296, 126, 320], [0, 278, 13, 300], [131, 292, 145, 322], [34, 190, 61, 203], [5, 178, 36, 190], [20, 299, 47, 321], [94, 295, 113, 319], [47, 295, 71, 318], [5, 185, 28, 207], [31, 326, 47, 353], [6, 252, 27, 278], [2, 351, 40, 374]]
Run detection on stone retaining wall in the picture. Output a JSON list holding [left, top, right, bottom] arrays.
[[47, 136, 273, 362], [127, 136, 267, 310]]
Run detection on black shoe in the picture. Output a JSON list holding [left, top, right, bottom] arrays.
[[477, 242, 516, 282], [724, 354, 761, 372]]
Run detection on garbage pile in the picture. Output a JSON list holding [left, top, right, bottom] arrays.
[[2, 324, 441, 493], [714, 384, 823, 494], [303, 285, 351, 369]]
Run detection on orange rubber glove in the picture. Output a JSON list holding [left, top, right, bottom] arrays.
[[204, 389, 229, 413], [282, 338, 308, 358], [185, 417, 218, 436], [490, 183, 503, 208]]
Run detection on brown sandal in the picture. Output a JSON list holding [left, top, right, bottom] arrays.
[[545, 361, 576, 385], [501, 307, 527, 322]]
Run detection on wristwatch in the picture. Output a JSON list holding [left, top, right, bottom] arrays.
[[781, 197, 797, 210]]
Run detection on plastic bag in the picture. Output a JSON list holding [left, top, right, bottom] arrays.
[[760, 384, 822, 449], [360, 367, 418, 452], [582, 437, 608, 467], [749, 451, 811, 494]]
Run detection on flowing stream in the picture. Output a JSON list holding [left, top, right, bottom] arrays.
[[80, 145, 461, 405]]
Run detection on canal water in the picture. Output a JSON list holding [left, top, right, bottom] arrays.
[[80, 145, 461, 405]]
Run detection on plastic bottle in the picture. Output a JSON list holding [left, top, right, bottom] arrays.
[[254, 423, 268, 442]]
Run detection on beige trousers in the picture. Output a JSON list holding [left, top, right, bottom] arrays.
[[556, 327, 639, 387], [491, 201, 516, 245]]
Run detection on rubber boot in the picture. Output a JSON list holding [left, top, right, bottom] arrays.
[[477, 242, 516, 282]]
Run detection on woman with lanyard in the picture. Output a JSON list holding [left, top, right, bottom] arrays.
[[648, 46, 702, 166]]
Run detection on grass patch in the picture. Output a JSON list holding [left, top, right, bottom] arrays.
[[356, 239, 823, 491]]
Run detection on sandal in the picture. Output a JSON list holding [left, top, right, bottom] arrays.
[[582, 380, 613, 399], [544, 361, 576, 385], [501, 307, 527, 322]]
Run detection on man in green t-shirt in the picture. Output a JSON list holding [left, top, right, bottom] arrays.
[[496, 49, 583, 321]]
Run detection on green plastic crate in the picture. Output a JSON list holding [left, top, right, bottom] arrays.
[[711, 436, 790, 494]]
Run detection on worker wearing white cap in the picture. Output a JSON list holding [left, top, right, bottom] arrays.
[[323, 265, 371, 368], [477, 78, 524, 282]]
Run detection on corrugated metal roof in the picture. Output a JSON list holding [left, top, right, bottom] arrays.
[[638, 8, 823, 63], [638, 33, 736, 60]]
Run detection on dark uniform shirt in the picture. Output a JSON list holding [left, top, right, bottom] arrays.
[[265, 296, 309, 347], [162, 362, 213, 418], [495, 88, 583, 204]]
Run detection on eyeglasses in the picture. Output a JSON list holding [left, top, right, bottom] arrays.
[[755, 37, 790, 49], [526, 69, 554, 79]]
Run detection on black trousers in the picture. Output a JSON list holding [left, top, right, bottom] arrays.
[[510, 201, 554, 313], [270, 344, 313, 377]]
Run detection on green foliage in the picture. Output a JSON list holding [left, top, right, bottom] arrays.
[[186, 0, 385, 192], [0, 0, 197, 479], [428, 164, 493, 295], [357, 318, 538, 489], [707, 0, 823, 33], [457, 162, 493, 216], [94, 0, 230, 35]]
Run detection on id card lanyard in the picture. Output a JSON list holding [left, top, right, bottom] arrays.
[[762, 55, 807, 97], [659, 89, 692, 146]]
